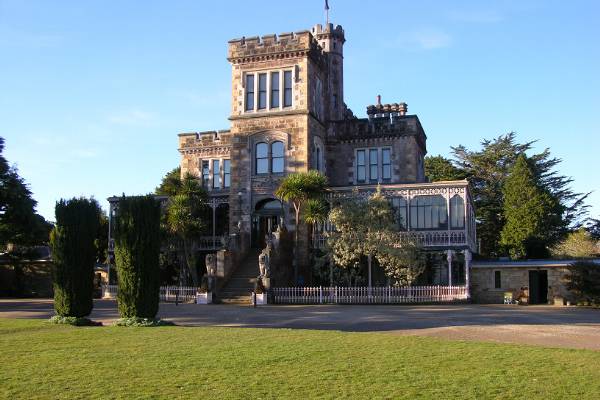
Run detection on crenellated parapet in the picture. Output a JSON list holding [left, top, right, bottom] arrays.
[[227, 31, 326, 64]]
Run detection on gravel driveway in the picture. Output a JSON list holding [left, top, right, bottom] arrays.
[[1, 299, 599, 350]]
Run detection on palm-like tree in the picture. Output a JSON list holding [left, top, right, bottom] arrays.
[[274, 170, 328, 283], [165, 173, 207, 286]]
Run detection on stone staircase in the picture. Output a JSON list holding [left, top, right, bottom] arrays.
[[218, 249, 260, 304]]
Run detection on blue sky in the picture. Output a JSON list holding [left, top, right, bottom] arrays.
[[1, 0, 599, 221]]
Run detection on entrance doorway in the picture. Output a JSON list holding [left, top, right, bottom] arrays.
[[528, 270, 548, 304], [252, 199, 283, 248]]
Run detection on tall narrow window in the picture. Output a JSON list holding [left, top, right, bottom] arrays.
[[494, 271, 502, 289], [450, 195, 465, 229], [316, 147, 321, 171], [356, 150, 366, 183], [271, 141, 285, 173], [382, 148, 391, 181], [212, 159, 220, 189], [223, 159, 231, 188], [256, 143, 268, 174], [201, 160, 210, 188], [283, 70, 293, 107], [392, 197, 408, 230], [270, 71, 280, 108], [369, 149, 378, 182], [258, 73, 267, 110], [245, 74, 255, 111]]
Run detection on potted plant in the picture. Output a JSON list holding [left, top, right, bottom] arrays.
[[254, 277, 267, 305], [196, 276, 212, 304]]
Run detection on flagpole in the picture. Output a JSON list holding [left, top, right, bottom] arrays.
[[325, 0, 329, 25]]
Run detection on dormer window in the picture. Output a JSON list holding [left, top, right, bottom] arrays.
[[244, 69, 293, 113]]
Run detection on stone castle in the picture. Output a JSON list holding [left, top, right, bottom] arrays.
[[177, 22, 477, 292]]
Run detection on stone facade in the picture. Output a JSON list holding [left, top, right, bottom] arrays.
[[177, 21, 475, 285], [471, 261, 573, 305]]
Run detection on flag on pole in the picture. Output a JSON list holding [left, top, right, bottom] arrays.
[[325, 0, 329, 11]]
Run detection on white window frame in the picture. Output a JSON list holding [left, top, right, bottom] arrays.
[[243, 68, 294, 113], [199, 158, 230, 191], [354, 147, 392, 184]]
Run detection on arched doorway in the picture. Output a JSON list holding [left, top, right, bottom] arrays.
[[252, 198, 283, 248]]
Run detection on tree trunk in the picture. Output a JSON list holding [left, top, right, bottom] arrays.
[[293, 204, 300, 285]]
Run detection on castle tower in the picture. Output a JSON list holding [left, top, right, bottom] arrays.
[[312, 23, 345, 121]]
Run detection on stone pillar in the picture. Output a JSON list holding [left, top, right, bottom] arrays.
[[446, 250, 453, 286], [464, 249, 472, 298]]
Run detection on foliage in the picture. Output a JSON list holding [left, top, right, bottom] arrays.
[[4, 319, 600, 399], [155, 167, 182, 197], [114, 195, 161, 319], [327, 190, 424, 285], [113, 317, 175, 327], [551, 229, 598, 259], [566, 261, 600, 305], [164, 173, 208, 285], [47, 315, 102, 326], [452, 132, 587, 257], [500, 154, 562, 259], [0, 137, 51, 248], [275, 170, 328, 281], [50, 198, 101, 318], [424, 155, 467, 182]]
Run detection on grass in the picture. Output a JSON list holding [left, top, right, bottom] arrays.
[[1, 319, 600, 399]]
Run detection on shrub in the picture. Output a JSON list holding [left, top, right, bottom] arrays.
[[566, 261, 600, 305], [47, 315, 102, 326], [114, 195, 161, 319], [50, 198, 101, 318], [114, 317, 175, 327]]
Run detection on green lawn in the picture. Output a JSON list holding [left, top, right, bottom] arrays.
[[1, 319, 599, 399]]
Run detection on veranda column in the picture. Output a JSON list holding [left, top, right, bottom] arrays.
[[464, 249, 472, 298], [446, 250, 453, 286]]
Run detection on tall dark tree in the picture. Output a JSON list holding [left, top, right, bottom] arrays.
[[114, 195, 161, 319], [50, 198, 101, 317], [500, 155, 561, 259], [452, 132, 587, 257], [424, 155, 467, 182], [155, 167, 182, 197]]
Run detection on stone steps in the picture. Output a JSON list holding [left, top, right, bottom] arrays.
[[218, 249, 261, 304]]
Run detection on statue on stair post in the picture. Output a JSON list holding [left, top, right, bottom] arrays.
[[258, 240, 271, 290], [205, 253, 217, 293]]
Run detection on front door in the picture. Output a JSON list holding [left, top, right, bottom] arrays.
[[256, 215, 278, 248], [528, 270, 548, 304]]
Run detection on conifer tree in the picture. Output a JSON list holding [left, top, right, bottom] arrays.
[[50, 198, 101, 317], [114, 195, 161, 319], [500, 154, 561, 259]]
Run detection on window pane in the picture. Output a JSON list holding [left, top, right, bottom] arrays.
[[202, 160, 210, 188], [212, 160, 220, 189], [272, 157, 284, 173], [271, 141, 284, 157], [382, 148, 390, 164], [450, 195, 465, 229], [357, 150, 365, 165], [284, 70, 292, 107], [223, 160, 231, 188], [383, 165, 391, 180], [256, 142, 268, 158], [257, 159, 268, 174], [258, 73, 267, 109], [357, 166, 366, 182], [369, 149, 378, 181], [245, 74, 254, 111], [271, 72, 280, 108]]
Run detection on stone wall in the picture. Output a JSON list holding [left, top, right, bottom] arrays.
[[471, 266, 572, 305]]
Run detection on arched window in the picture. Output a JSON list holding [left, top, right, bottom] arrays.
[[271, 141, 284, 173], [256, 142, 268, 174], [409, 195, 448, 230], [450, 195, 465, 229]]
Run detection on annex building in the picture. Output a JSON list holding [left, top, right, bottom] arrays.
[[174, 21, 477, 299]]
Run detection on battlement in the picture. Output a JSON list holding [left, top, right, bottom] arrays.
[[366, 97, 408, 119], [311, 23, 345, 41], [227, 30, 324, 63]]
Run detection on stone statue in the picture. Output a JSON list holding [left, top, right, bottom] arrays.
[[205, 253, 217, 276], [258, 248, 270, 277]]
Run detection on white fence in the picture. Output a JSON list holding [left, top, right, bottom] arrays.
[[101, 285, 199, 303], [271, 286, 468, 304]]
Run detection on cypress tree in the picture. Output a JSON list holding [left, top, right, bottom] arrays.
[[114, 195, 161, 319], [50, 198, 101, 317], [500, 154, 559, 259]]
